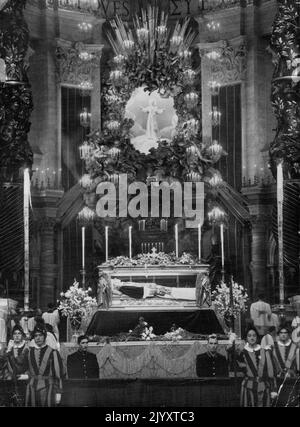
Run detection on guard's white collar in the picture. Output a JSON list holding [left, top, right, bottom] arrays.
[[244, 343, 261, 353], [32, 343, 47, 350], [278, 339, 292, 347], [12, 341, 26, 349]]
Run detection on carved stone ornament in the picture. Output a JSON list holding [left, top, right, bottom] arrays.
[[198, 37, 247, 84], [56, 39, 103, 86]]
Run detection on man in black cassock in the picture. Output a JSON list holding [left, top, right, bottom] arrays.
[[67, 335, 99, 379], [196, 334, 229, 378]]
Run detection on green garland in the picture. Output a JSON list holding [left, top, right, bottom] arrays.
[[83, 9, 223, 188]]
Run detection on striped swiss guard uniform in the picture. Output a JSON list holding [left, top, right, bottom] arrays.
[[273, 340, 298, 378], [25, 344, 64, 407], [238, 344, 277, 407]]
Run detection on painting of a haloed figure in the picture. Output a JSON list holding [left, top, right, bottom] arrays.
[[125, 87, 178, 154]]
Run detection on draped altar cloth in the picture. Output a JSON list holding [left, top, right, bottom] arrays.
[[60, 341, 230, 379]]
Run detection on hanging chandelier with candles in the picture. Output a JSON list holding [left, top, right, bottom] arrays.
[[78, 5, 227, 216], [208, 205, 227, 225], [210, 106, 222, 127], [79, 107, 91, 128], [78, 206, 95, 225]]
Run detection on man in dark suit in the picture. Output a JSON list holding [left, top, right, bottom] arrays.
[[196, 334, 229, 377], [67, 335, 99, 379]]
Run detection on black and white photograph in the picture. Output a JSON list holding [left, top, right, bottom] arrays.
[[0, 0, 300, 410]]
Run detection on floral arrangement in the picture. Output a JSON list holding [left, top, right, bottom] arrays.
[[141, 327, 156, 341], [101, 252, 199, 268], [164, 328, 185, 341], [212, 281, 248, 319], [58, 280, 97, 329], [80, 6, 226, 192]]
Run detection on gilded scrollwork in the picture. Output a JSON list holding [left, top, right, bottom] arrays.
[[269, 0, 300, 179], [55, 39, 103, 86], [198, 38, 247, 84]]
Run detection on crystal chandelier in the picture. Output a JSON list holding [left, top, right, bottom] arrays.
[[208, 80, 221, 96], [170, 35, 183, 50], [183, 68, 196, 86], [208, 206, 226, 224], [210, 106, 222, 127], [78, 206, 95, 224], [106, 120, 121, 132], [79, 80, 93, 91], [123, 40, 135, 54], [79, 140, 93, 160], [108, 147, 121, 160], [78, 22, 93, 32], [208, 173, 223, 188], [110, 70, 125, 87], [113, 54, 126, 66], [186, 171, 202, 182], [79, 107, 91, 128], [80, 174, 93, 190], [180, 50, 192, 67], [184, 92, 199, 110], [208, 140, 223, 161]]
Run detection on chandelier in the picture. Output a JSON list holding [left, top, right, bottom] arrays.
[[208, 206, 226, 225], [208, 140, 223, 161], [105, 120, 121, 132], [186, 171, 202, 182], [208, 80, 221, 96], [209, 173, 223, 188], [79, 80, 93, 91], [183, 68, 196, 86], [108, 147, 121, 160], [110, 70, 125, 87], [79, 140, 93, 160], [184, 92, 199, 110], [80, 174, 93, 190], [79, 107, 91, 128], [78, 206, 95, 225], [78, 22, 93, 32], [210, 106, 222, 127]]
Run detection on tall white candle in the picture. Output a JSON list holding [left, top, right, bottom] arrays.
[[24, 168, 30, 312], [175, 224, 179, 258], [129, 226, 132, 259], [198, 223, 202, 262], [105, 226, 109, 262], [277, 161, 284, 305], [220, 223, 225, 281], [82, 226, 85, 270]]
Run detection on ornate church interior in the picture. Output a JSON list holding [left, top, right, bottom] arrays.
[[0, 0, 300, 408]]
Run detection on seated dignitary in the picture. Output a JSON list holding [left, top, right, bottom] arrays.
[[67, 335, 99, 379], [196, 334, 229, 377]]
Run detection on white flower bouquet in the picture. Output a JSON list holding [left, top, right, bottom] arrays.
[[212, 281, 248, 319], [58, 280, 97, 330], [164, 327, 184, 341], [141, 326, 156, 341]]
